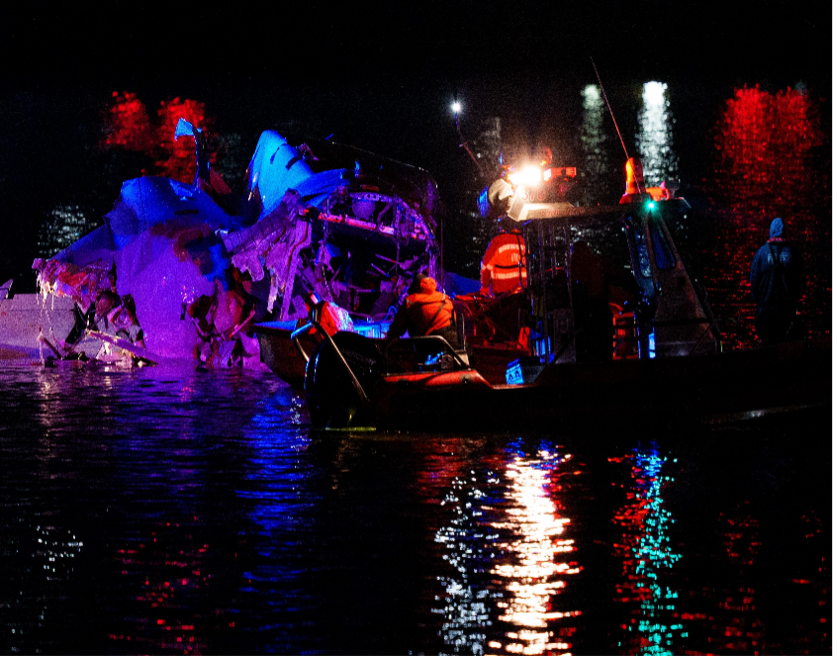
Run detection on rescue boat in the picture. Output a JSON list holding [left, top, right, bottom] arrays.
[[298, 171, 831, 431]]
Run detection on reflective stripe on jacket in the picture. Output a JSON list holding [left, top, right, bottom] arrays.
[[480, 232, 527, 295]]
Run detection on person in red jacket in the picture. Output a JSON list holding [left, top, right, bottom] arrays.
[[386, 273, 456, 345], [480, 218, 527, 297]]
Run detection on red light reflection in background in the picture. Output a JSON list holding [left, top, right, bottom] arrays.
[[101, 91, 216, 184], [107, 518, 239, 654], [706, 85, 829, 350]]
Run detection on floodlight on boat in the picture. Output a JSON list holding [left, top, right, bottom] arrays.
[[509, 165, 544, 188]]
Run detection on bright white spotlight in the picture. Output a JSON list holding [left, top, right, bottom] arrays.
[[451, 101, 462, 114], [509, 165, 543, 188]]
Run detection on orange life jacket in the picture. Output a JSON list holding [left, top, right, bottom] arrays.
[[480, 232, 527, 296], [404, 289, 453, 336], [387, 277, 454, 339]]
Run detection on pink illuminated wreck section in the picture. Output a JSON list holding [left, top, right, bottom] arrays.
[[30, 124, 442, 367]]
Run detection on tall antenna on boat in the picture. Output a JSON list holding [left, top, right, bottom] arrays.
[[590, 57, 631, 161], [451, 101, 484, 175]]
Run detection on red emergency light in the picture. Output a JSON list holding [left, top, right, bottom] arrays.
[[543, 167, 577, 182]]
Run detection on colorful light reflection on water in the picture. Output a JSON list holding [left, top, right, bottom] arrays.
[[612, 446, 685, 655], [431, 444, 580, 655], [0, 364, 829, 654], [1, 81, 831, 655], [487, 448, 579, 655], [694, 84, 827, 347]]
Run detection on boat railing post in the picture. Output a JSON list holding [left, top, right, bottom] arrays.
[[384, 336, 469, 370], [290, 322, 318, 363], [309, 320, 372, 406]]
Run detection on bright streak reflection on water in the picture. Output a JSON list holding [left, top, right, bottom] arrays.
[[488, 450, 579, 655], [580, 84, 611, 204], [637, 81, 678, 186], [0, 363, 829, 654]]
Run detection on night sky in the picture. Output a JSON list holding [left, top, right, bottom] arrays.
[[1, 1, 832, 286]]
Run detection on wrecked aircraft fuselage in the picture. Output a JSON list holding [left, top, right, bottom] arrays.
[[231, 130, 441, 322], [25, 128, 442, 366]]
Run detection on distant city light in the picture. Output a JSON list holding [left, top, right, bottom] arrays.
[[643, 81, 667, 107], [582, 84, 601, 103], [38, 205, 92, 257], [637, 81, 678, 186]]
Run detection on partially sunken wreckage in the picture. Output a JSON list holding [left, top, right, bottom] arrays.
[[21, 121, 443, 365]]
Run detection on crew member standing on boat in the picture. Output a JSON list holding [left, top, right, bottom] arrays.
[[749, 217, 806, 345], [386, 273, 456, 345], [480, 217, 527, 297]]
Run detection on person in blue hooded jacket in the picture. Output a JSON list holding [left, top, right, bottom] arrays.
[[749, 217, 806, 345]]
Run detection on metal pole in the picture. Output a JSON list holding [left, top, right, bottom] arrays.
[[591, 57, 631, 161]]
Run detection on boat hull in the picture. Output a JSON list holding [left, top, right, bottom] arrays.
[[254, 321, 526, 388], [368, 337, 831, 431]]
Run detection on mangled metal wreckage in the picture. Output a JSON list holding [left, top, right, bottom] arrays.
[[13, 125, 443, 366]]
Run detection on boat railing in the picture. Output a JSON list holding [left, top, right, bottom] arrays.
[[290, 322, 319, 363], [383, 335, 470, 373], [535, 312, 724, 363], [291, 321, 371, 406], [609, 314, 723, 357]]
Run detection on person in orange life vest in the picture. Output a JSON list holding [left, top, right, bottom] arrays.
[[480, 217, 527, 297], [302, 292, 354, 337], [386, 274, 456, 345]]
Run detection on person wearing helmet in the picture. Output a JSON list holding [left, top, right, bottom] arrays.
[[749, 217, 806, 345], [386, 273, 456, 345]]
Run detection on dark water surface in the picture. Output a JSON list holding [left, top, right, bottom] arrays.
[[0, 362, 829, 655]]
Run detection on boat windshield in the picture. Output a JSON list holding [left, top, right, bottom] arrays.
[[649, 217, 677, 270], [523, 209, 643, 361]]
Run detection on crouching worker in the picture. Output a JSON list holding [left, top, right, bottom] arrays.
[[386, 274, 457, 347]]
